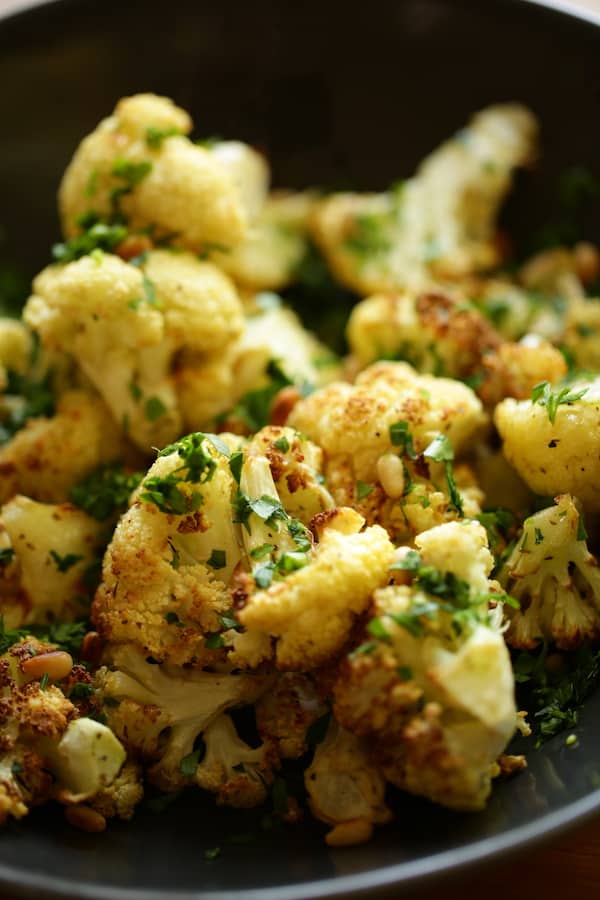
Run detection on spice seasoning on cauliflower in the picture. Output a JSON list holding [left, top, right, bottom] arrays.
[[3, 91, 600, 846]]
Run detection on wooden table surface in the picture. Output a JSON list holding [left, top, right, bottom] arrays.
[[0, 0, 598, 896]]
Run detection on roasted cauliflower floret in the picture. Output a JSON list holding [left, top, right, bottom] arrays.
[[346, 290, 566, 404], [255, 673, 328, 760], [0, 642, 128, 824], [312, 104, 537, 294], [176, 299, 340, 433], [0, 389, 126, 505], [500, 495, 600, 649], [304, 716, 391, 847], [24, 251, 243, 451], [0, 495, 102, 628], [244, 426, 334, 525], [0, 319, 32, 392], [495, 377, 600, 510], [59, 93, 266, 251], [93, 432, 244, 667], [98, 646, 267, 792], [333, 521, 517, 812], [288, 361, 486, 541], [195, 713, 277, 808], [237, 468, 395, 669], [87, 760, 144, 822], [211, 192, 315, 292]]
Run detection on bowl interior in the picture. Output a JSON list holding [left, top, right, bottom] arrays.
[[1, 0, 600, 897]]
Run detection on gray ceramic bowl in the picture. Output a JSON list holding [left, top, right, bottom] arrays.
[[0, 0, 600, 897]]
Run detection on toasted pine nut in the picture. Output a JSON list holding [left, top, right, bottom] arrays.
[[65, 805, 106, 833], [377, 453, 405, 499], [22, 650, 73, 683], [80, 631, 104, 667], [270, 386, 301, 426], [574, 241, 600, 284], [326, 818, 373, 847], [115, 234, 153, 261]]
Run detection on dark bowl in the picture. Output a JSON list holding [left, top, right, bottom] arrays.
[[1, 0, 600, 897]]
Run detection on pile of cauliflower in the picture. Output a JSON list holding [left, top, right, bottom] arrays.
[[1, 92, 599, 846]]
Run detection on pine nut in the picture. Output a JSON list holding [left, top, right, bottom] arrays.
[[22, 651, 73, 683], [574, 241, 600, 284], [325, 818, 373, 847], [65, 805, 106, 833], [377, 453, 405, 499]]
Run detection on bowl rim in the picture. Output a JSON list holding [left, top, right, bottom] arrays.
[[0, 0, 600, 897]]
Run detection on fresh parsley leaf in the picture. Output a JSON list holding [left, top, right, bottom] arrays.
[[140, 474, 202, 515], [70, 465, 143, 520], [207, 549, 226, 569], [530, 381, 588, 424], [52, 221, 128, 263], [389, 421, 417, 458], [229, 451, 244, 484], [356, 481, 374, 500], [273, 436, 290, 453], [145, 396, 167, 422], [49, 550, 83, 573], [70, 682, 94, 701], [179, 750, 202, 777], [145, 126, 183, 149], [423, 434, 463, 516]]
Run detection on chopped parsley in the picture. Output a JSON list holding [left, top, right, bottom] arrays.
[[273, 436, 290, 453], [0, 548, 15, 566], [70, 465, 143, 520], [476, 508, 515, 551], [179, 750, 202, 777], [207, 549, 227, 570], [49, 550, 83, 573], [250, 543, 276, 560], [229, 451, 244, 484], [145, 396, 167, 422], [423, 433, 463, 516], [530, 381, 588, 425], [70, 682, 94, 701], [577, 513, 589, 542], [52, 220, 128, 263], [344, 214, 391, 258], [513, 643, 600, 747], [389, 420, 417, 458], [140, 473, 202, 515], [356, 481, 374, 500], [141, 433, 229, 515], [224, 360, 294, 432], [0, 369, 55, 446], [145, 126, 183, 149]]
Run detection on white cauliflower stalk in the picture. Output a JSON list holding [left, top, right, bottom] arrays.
[[99, 646, 268, 792]]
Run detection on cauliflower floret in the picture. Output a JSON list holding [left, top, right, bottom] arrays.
[[333, 521, 517, 812], [0, 496, 102, 628], [93, 432, 244, 667], [255, 673, 328, 760], [0, 319, 32, 392], [562, 295, 600, 371], [87, 760, 144, 822], [288, 361, 486, 541], [59, 93, 266, 251], [0, 389, 126, 504], [176, 299, 341, 433], [470, 277, 566, 343], [304, 717, 391, 847], [346, 290, 566, 404], [195, 713, 277, 808], [0, 642, 129, 824], [24, 251, 243, 451], [500, 495, 600, 649], [98, 645, 268, 792], [244, 426, 334, 525], [211, 192, 315, 291], [237, 466, 395, 669], [495, 377, 600, 510], [311, 104, 537, 294]]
